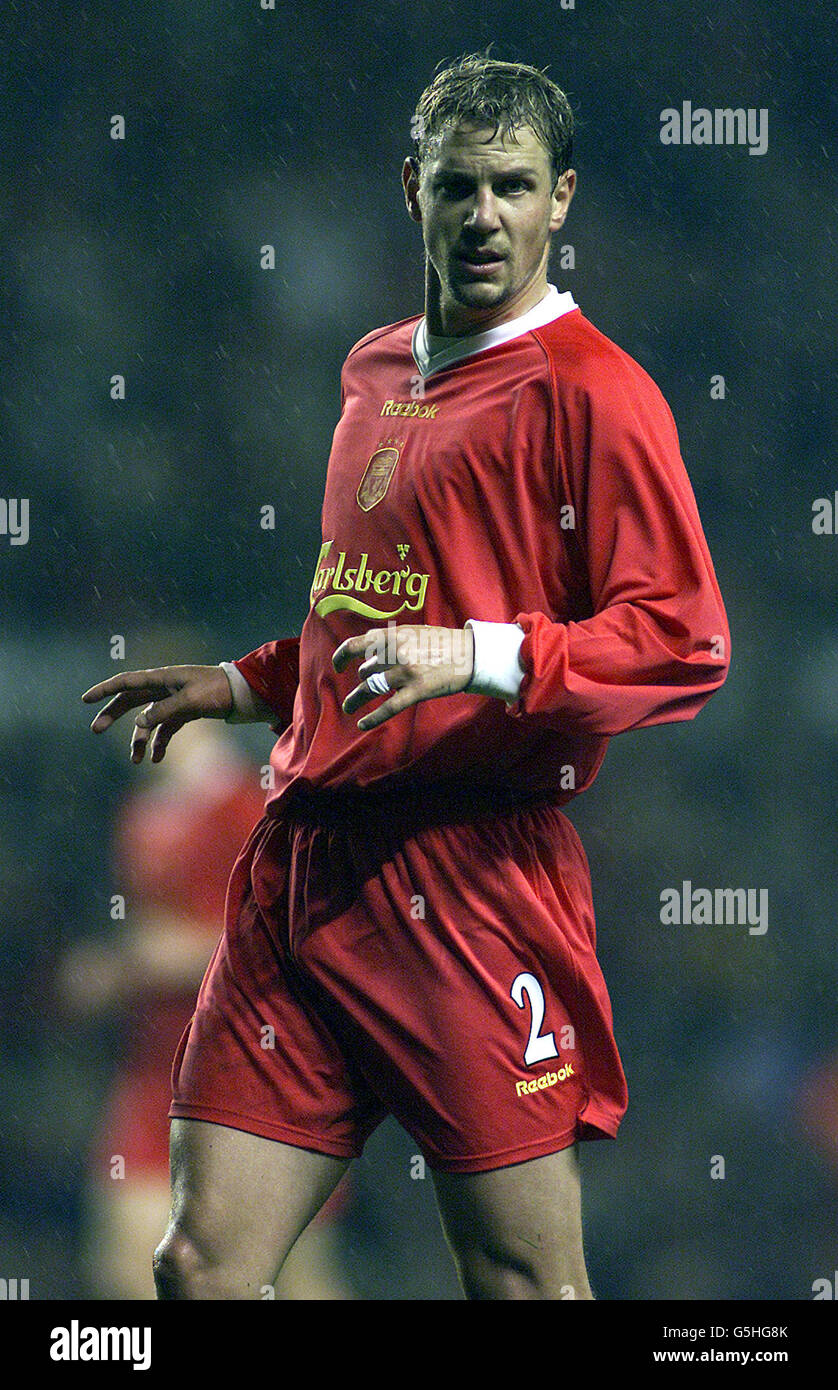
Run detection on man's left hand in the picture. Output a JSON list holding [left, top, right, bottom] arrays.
[[332, 624, 475, 731]]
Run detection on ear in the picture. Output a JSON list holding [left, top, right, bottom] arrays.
[[402, 156, 423, 223], [549, 168, 576, 232]]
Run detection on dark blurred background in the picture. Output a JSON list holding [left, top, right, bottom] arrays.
[[1, 0, 836, 1299]]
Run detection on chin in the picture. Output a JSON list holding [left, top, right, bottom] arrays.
[[450, 279, 509, 306]]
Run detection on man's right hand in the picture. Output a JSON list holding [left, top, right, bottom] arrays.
[[82, 664, 233, 763]]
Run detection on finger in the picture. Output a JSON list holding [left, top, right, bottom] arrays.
[[88, 688, 171, 732], [130, 706, 154, 764], [357, 655, 392, 680], [132, 691, 195, 731], [82, 669, 174, 704], [332, 633, 376, 673], [342, 668, 405, 716], [149, 715, 187, 763], [342, 682, 374, 715], [357, 687, 419, 731]]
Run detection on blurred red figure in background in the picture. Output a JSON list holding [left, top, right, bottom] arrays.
[[61, 721, 353, 1299]]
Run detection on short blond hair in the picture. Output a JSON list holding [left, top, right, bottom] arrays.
[[412, 51, 575, 186]]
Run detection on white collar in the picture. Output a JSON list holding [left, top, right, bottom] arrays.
[[411, 284, 577, 379]]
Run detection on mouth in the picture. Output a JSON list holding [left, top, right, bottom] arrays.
[[454, 248, 507, 276]]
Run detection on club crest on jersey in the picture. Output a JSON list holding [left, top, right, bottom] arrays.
[[357, 442, 401, 512]]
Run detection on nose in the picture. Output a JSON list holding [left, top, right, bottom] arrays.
[[463, 187, 500, 233]]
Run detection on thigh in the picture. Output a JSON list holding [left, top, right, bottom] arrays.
[[165, 1118, 350, 1286], [431, 1144, 591, 1300]]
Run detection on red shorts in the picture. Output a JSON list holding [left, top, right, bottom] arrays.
[[170, 789, 628, 1173]]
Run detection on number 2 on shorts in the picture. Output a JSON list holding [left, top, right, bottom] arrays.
[[510, 971, 560, 1066]]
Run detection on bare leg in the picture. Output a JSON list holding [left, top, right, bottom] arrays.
[[274, 1221, 354, 1301], [153, 1119, 350, 1299], [431, 1143, 593, 1300]]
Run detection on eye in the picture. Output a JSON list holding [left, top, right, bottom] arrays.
[[498, 178, 530, 194], [437, 178, 472, 200]]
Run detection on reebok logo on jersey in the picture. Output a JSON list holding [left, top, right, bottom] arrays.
[[380, 399, 439, 418], [515, 1064, 574, 1097]]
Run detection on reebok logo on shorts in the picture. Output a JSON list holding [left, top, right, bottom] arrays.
[[515, 1063, 574, 1098]]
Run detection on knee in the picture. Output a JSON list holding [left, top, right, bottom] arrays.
[[152, 1229, 203, 1300], [456, 1247, 535, 1300], [153, 1227, 263, 1301], [455, 1245, 592, 1301], [461, 1253, 537, 1300]]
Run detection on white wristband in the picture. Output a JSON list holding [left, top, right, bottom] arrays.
[[219, 661, 270, 723], [464, 620, 525, 702]]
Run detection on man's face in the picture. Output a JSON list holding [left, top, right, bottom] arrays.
[[403, 121, 574, 328]]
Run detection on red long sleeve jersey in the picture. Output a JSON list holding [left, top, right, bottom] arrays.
[[234, 303, 730, 816]]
